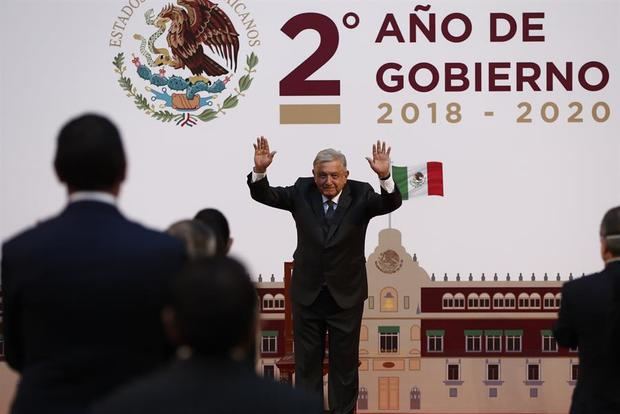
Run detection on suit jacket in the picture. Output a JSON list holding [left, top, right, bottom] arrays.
[[91, 355, 322, 414], [1, 201, 186, 414], [553, 261, 620, 414], [248, 175, 402, 308]]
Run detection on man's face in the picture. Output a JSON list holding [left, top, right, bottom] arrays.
[[313, 160, 349, 199]]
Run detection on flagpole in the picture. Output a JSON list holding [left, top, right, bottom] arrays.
[[388, 161, 393, 229]]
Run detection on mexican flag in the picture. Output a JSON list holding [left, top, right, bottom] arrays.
[[392, 162, 444, 200]]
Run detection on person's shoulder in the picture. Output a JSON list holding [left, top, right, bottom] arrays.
[[123, 220, 185, 252], [295, 176, 314, 185], [294, 177, 316, 191], [250, 376, 322, 413], [2, 214, 62, 255], [562, 270, 605, 296], [92, 365, 179, 414], [347, 179, 372, 188]]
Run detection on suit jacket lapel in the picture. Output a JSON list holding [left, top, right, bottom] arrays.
[[326, 184, 352, 242], [308, 186, 324, 221]]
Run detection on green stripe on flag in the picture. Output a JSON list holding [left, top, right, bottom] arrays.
[[392, 165, 409, 200]]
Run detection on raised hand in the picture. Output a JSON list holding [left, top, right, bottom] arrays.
[[253, 136, 277, 173], [365, 140, 392, 178]]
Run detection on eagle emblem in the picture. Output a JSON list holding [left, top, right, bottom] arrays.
[[409, 171, 427, 190], [375, 250, 403, 274], [110, 0, 259, 126], [155, 0, 240, 76]]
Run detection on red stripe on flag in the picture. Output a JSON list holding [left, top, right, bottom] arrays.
[[427, 161, 444, 196]]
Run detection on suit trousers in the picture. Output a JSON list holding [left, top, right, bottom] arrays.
[[293, 286, 364, 414]]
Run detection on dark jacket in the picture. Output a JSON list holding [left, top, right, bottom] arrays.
[[248, 175, 402, 308], [553, 261, 620, 414], [92, 356, 322, 414], [1, 201, 186, 414]]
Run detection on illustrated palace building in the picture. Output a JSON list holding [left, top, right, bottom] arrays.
[[256, 228, 578, 414], [0, 228, 578, 413]]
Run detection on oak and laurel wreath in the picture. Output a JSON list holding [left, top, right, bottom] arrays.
[[112, 52, 259, 123]]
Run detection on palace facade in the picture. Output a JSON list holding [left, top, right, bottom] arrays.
[[256, 228, 577, 413]]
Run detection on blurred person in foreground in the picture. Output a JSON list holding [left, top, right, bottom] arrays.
[[1, 114, 186, 414], [167, 219, 217, 259], [554, 206, 620, 414], [194, 208, 233, 256], [92, 257, 322, 414]]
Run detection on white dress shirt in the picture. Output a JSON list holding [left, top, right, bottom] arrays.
[[68, 191, 117, 206]]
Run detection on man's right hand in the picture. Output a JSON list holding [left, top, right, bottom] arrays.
[[253, 136, 276, 173]]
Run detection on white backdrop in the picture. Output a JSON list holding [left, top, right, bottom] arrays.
[[1, 0, 619, 280]]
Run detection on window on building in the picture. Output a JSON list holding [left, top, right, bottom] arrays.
[[505, 331, 523, 352], [504, 294, 516, 308], [426, 330, 444, 352], [492, 293, 504, 309], [262, 294, 274, 310], [485, 331, 502, 352], [261, 331, 278, 353], [571, 363, 579, 381], [442, 293, 454, 309], [454, 294, 465, 309], [411, 325, 421, 341], [447, 364, 460, 381], [541, 331, 558, 352], [487, 364, 500, 381], [360, 325, 368, 342], [479, 293, 491, 309], [518, 293, 529, 309], [380, 288, 398, 312], [555, 293, 562, 308], [467, 293, 479, 309], [379, 326, 399, 353], [404, 296, 410, 310], [358, 387, 368, 410], [368, 296, 374, 309], [527, 363, 540, 381], [263, 365, 275, 379], [543, 293, 556, 309], [530, 293, 541, 308], [273, 294, 285, 310], [410, 387, 421, 410], [465, 331, 482, 352]]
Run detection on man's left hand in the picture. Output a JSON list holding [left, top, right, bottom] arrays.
[[365, 140, 392, 178]]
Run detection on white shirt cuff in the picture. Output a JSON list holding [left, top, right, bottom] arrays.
[[380, 175, 395, 193], [251, 171, 266, 182]]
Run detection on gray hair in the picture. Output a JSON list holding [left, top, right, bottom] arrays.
[[313, 148, 347, 168], [167, 219, 217, 259], [600, 206, 620, 257]]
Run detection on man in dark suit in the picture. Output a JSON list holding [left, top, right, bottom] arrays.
[[554, 206, 620, 414], [1, 114, 186, 414], [92, 257, 322, 414], [247, 137, 402, 413]]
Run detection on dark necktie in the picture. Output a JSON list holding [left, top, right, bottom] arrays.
[[325, 200, 336, 222]]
